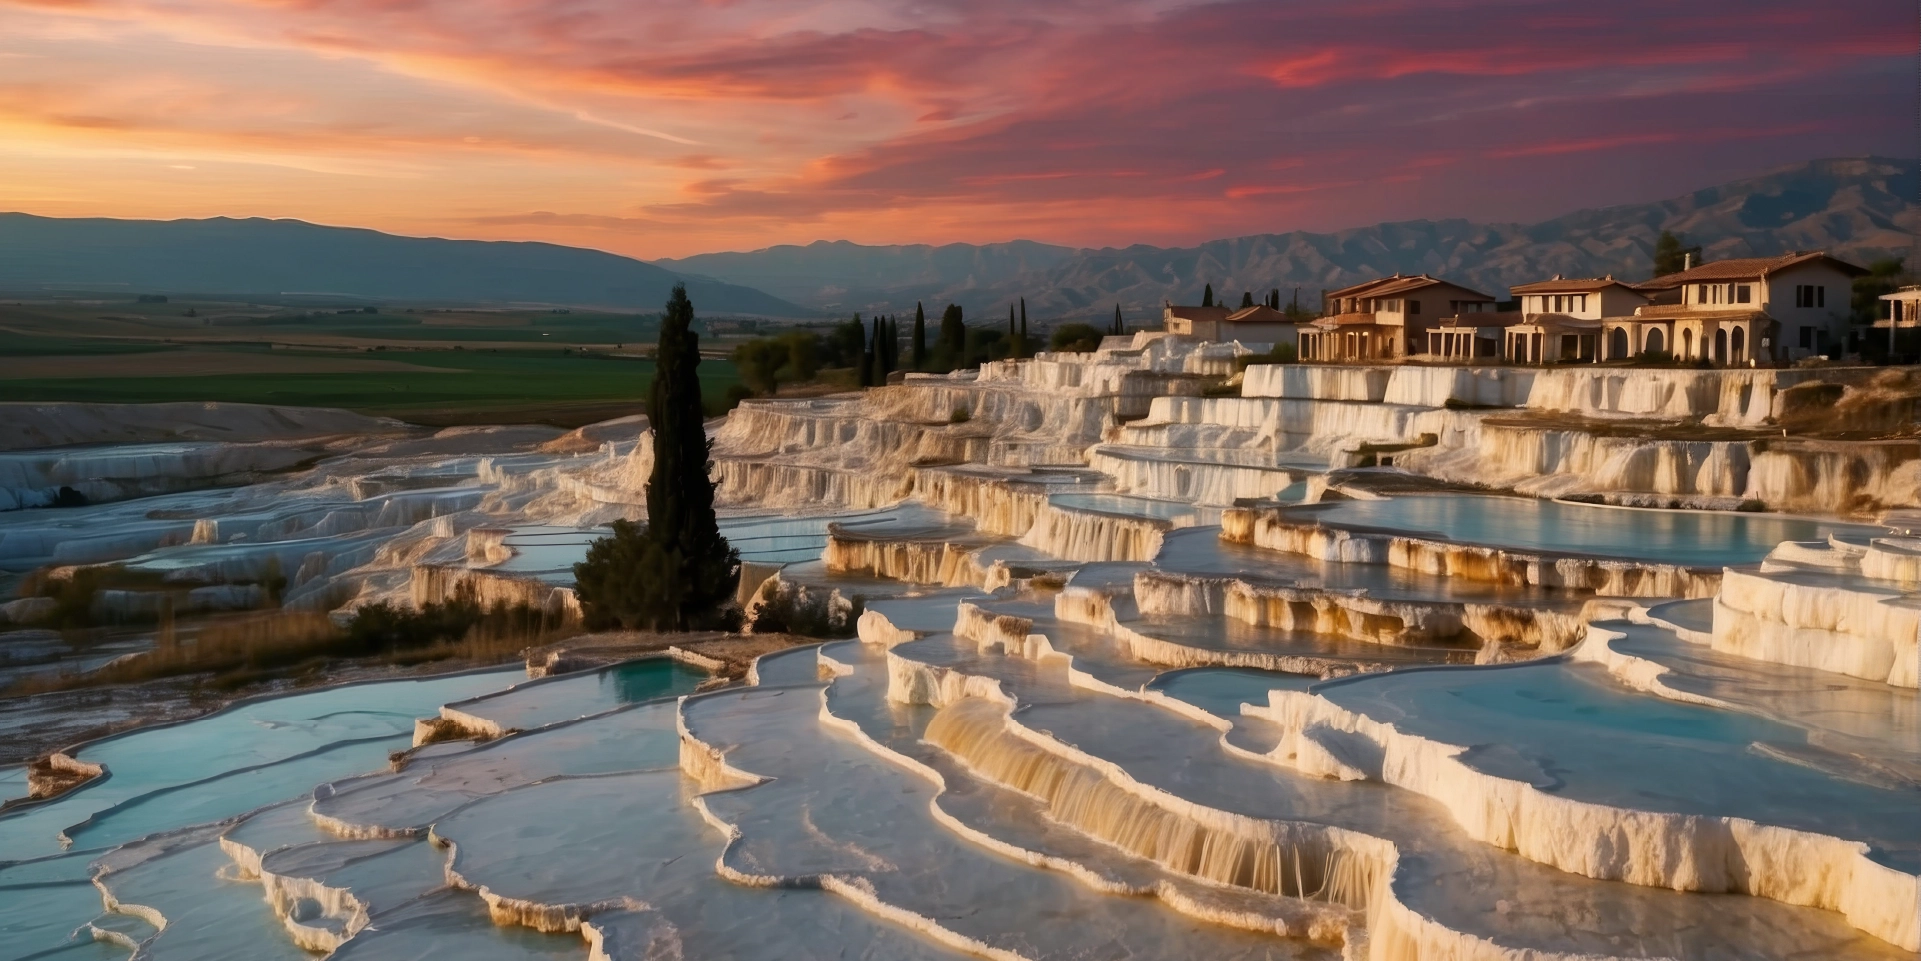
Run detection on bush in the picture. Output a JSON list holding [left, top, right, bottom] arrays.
[[1234, 343, 1297, 371], [1050, 323, 1104, 353], [964, 326, 1006, 366], [732, 337, 788, 396], [343, 598, 486, 653], [716, 383, 755, 414], [572, 518, 740, 632], [746, 587, 866, 638]]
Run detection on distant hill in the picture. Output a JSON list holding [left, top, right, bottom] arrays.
[[0, 215, 809, 317], [657, 239, 1077, 313], [658, 157, 1918, 320]]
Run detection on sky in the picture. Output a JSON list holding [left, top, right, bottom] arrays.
[[0, 0, 1912, 260]]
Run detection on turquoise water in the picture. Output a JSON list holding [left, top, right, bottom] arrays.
[[1049, 493, 1216, 525], [0, 668, 563, 959], [1319, 662, 1921, 871], [485, 506, 968, 579], [1292, 494, 1876, 566], [1, 670, 522, 858], [448, 658, 707, 731], [1147, 667, 1315, 719]]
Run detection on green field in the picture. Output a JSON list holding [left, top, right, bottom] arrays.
[[0, 300, 746, 426]]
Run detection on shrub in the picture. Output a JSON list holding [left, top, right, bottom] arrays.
[[746, 587, 866, 638], [1049, 323, 1104, 353], [1234, 343, 1297, 371]]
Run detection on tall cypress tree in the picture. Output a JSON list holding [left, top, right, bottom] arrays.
[[1202, 283, 1214, 307], [646, 284, 737, 629], [938, 303, 965, 370], [1008, 305, 1017, 357], [1113, 303, 1124, 335], [576, 283, 738, 632], [912, 303, 927, 370], [1019, 298, 1029, 358], [1020, 316, 1028, 354], [861, 316, 877, 387]]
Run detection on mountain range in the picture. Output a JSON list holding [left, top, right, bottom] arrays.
[[0, 214, 806, 316], [0, 157, 1911, 322], [661, 157, 1917, 319]]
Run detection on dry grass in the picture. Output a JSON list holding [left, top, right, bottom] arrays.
[[3, 604, 575, 697]]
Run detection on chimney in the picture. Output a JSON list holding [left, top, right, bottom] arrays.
[[1683, 252, 1693, 271]]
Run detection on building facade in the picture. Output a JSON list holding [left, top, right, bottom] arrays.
[[1625, 252, 1865, 362], [1503, 277, 1650, 363], [1305, 275, 1496, 361], [1161, 304, 1298, 346]]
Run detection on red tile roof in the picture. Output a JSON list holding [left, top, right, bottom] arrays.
[[1326, 273, 1496, 302], [1225, 304, 1289, 323], [1636, 252, 1868, 289], [1509, 277, 1645, 295]]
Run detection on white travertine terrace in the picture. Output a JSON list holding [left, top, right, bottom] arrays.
[[2, 342, 1918, 960]]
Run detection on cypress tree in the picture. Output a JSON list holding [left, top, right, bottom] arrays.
[[1240, 291, 1255, 309], [1202, 283, 1214, 307], [576, 283, 738, 631], [863, 316, 879, 386], [938, 303, 965, 370], [1112, 303, 1124, 335], [1008, 305, 1017, 357], [912, 303, 927, 370]]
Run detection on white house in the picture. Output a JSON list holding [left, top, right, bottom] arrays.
[[1303, 274, 1496, 362], [1502, 276, 1651, 363], [1621, 252, 1866, 363], [1161, 303, 1300, 347]]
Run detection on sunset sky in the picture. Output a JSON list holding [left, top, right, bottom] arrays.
[[1, 0, 1912, 260]]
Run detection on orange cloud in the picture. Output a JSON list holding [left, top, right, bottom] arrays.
[[0, 0, 1908, 259]]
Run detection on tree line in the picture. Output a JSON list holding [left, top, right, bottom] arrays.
[[729, 298, 1147, 399]]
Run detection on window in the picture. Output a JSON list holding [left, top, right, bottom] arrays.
[[1578, 294, 1588, 312], [1818, 285, 1825, 308], [1734, 284, 1751, 304], [1796, 285, 1828, 309], [1408, 299, 1420, 315], [1799, 326, 1813, 349], [1697, 284, 1709, 304]]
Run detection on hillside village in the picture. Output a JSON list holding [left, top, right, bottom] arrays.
[[1166, 250, 1918, 366]]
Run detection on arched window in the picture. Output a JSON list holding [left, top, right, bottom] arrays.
[[1609, 327, 1629, 360], [1681, 329, 1693, 359], [1714, 329, 1727, 365], [1731, 327, 1745, 362], [1646, 327, 1665, 355]]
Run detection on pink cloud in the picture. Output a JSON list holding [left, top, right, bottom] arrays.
[[0, 0, 1910, 257]]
